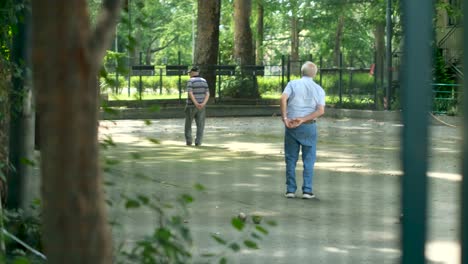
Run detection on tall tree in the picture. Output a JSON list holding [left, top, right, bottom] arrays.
[[333, 14, 345, 66], [290, 0, 300, 64], [195, 0, 221, 97], [32, 0, 122, 262], [255, 0, 264, 65], [234, 0, 254, 66]]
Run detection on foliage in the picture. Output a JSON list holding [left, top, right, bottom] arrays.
[[220, 76, 259, 99], [1, 200, 45, 263]]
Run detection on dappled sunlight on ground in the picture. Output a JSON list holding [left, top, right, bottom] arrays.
[[100, 117, 462, 263]]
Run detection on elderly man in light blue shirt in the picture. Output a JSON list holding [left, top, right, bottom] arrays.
[[280, 61, 326, 199]]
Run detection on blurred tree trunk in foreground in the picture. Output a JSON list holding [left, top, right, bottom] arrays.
[[31, 0, 122, 263]]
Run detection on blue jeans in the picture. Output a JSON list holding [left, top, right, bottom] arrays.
[[284, 123, 317, 193]]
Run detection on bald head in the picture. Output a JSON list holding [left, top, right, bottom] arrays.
[[301, 61, 318, 78]]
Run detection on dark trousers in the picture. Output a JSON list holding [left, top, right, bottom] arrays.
[[184, 106, 206, 145]]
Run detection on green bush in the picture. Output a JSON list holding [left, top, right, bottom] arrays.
[[319, 72, 374, 96], [257, 77, 282, 95], [221, 76, 260, 98]]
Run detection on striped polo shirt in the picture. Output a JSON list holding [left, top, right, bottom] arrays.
[[186, 76, 209, 105]]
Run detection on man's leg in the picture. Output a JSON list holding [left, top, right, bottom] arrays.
[[194, 107, 206, 146], [184, 106, 194, 145], [285, 129, 300, 194], [301, 125, 318, 194]]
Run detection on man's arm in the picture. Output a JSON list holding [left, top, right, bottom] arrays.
[[292, 105, 325, 126], [280, 93, 292, 128], [188, 91, 200, 107], [200, 90, 210, 108]]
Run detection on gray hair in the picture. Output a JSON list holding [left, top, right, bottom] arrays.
[[301, 61, 318, 77]]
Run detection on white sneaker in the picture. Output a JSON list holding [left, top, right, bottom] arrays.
[[285, 192, 296, 198], [302, 193, 316, 199]]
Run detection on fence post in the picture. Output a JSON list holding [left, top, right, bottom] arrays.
[[339, 52, 343, 106], [287, 55, 291, 83], [159, 68, 163, 95], [138, 51, 143, 100], [401, 1, 433, 263], [281, 55, 285, 91], [461, 0, 468, 262], [178, 51, 182, 102], [319, 56, 323, 86], [374, 51, 378, 110]]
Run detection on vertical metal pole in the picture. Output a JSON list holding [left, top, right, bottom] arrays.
[[178, 51, 182, 101], [319, 56, 323, 86], [461, 1, 468, 263], [386, 0, 393, 110], [115, 30, 119, 94], [374, 51, 378, 110], [138, 51, 143, 100], [159, 68, 163, 95], [401, 1, 434, 263], [339, 52, 343, 106], [127, 0, 131, 97], [287, 55, 291, 83], [281, 55, 285, 90]]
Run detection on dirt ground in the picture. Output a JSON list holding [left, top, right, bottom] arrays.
[[100, 116, 462, 264]]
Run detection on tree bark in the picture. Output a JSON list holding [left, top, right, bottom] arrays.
[[234, 0, 254, 66], [374, 21, 385, 88], [0, 61, 9, 206], [194, 0, 221, 97], [255, 0, 264, 65], [32, 0, 121, 263], [333, 15, 345, 66]]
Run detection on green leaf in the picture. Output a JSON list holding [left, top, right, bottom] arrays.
[[149, 105, 161, 112], [180, 194, 193, 204], [105, 158, 120, 166], [252, 215, 262, 224], [251, 232, 262, 240], [137, 195, 149, 205], [229, 242, 240, 252], [255, 225, 268, 235], [266, 220, 278, 226], [19, 157, 35, 167], [155, 228, 171, 241], [102, 105, 118, 115], [125, 199, 140, 209], [143, 119, 152, 126], [130, 152, 142, 159], [219, 257, 227, 264], [211, 234, 227, 245], [231, 217, 245, 231], [194, 183, 206, 191], [243, 240, 259, 249], [147, 137, 161, 144]]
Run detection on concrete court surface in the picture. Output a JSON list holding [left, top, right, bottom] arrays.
[[101, 116, 462, 264]]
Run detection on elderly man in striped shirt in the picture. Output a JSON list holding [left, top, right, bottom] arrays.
[[185, 66, 210, 146]]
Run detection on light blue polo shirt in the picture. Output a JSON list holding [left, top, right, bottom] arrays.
[[283, 76, 326, 119]]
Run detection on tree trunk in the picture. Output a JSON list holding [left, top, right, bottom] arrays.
[[8, 8, 35, 210], [255, 0, 264, 65], [32, 0, 121, 263], [234, 0, 254, 66], [333, 15, 345, 66], [374, 21, 385, 89], [290, 14, 300, 74], [0, 61, 9, 206], [194, 0, 221, 97]]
